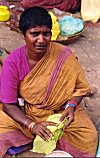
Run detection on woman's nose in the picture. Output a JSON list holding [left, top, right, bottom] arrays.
[[38, 34, 44, 43]]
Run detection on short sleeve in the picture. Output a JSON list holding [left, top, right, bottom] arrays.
[[0, 59, 19, 103]]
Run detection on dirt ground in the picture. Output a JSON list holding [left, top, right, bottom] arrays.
[[0, 1, 100, 157]]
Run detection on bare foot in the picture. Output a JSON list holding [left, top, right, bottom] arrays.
[[85, 87, 97, 97]]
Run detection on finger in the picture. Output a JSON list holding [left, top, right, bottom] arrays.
[[63, 117, 74, 130], [46, 121, 59, 127], [36, 127, 49, 141], [38, 127, 52, 141], [42, 129, 52, 141], [41, 126, 53, 138], [38, 132, 47, 141], [63, 121, 71, 130], [60, 112, 68, 122]]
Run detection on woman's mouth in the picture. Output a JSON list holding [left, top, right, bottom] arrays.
[[35, 45, 45, 50]]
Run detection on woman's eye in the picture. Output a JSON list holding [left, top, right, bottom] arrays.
[[30, 31, 51, 37], [30, 32, 39, 37], [43, 32, 51, 36]]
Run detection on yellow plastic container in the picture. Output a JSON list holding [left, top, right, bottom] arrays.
[[0, 6, 10, 22]]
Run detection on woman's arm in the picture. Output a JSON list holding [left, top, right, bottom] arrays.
[[3, 103, 58, 141], [60, 96, 83, 129], [3, 103, 33, 128], [69, 95, 83, 105]]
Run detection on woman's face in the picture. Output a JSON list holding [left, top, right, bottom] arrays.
[[23, 26, 52, 55]]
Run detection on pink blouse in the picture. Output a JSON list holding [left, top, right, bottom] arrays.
[[0, 45, 30, 103]]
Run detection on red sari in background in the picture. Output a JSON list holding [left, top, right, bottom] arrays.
[[21, 0, 81, 13]]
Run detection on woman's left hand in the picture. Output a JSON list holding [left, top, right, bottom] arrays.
[[60, 106, 74, 130]]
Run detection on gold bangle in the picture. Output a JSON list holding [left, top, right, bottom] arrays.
[[24, 118, 31, 128], [28, 122, 35, 132]]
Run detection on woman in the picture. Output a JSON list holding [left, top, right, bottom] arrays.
[[0, 6, 98, 157]]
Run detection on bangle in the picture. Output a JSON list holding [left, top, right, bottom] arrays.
[[64, 104, 69, 109], [28, 122, 35, 132], [67, 103, 76, 111], [68, 100, 78, 110], [24, 118, 32, 128]]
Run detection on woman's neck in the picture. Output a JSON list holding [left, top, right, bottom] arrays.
[[26, 48, 45, 62]]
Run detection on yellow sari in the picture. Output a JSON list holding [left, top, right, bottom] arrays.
[[0, 42, 98, 157]]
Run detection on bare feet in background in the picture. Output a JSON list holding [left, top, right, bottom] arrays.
[[85, 87, 97, 97]]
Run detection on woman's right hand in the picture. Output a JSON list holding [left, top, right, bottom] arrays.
[[30, 121, 58, 141]]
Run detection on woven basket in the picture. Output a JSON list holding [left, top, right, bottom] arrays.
[[54, 29, 84, 45]]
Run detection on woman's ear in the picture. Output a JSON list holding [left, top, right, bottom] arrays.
[[22, 34, 25, 40]]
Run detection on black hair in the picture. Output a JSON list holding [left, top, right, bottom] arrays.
[[19, 6, 52, 35]]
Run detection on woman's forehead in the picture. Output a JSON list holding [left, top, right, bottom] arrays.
[[29, 26, 51, 31]]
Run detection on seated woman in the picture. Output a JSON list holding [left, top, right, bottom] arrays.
[[0, 6, 98, 157]]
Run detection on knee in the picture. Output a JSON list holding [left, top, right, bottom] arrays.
[[91, 127, 98, 143]]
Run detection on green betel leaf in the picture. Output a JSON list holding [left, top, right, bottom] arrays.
[[54, 129, 64, 142], [31, 114, 68, 155], [31, 135, 56, 155]]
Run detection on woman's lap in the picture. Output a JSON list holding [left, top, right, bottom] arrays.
[[0, 106, 98, 157]]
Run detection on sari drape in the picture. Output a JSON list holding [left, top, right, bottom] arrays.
[[0, 42, 98, 157]]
